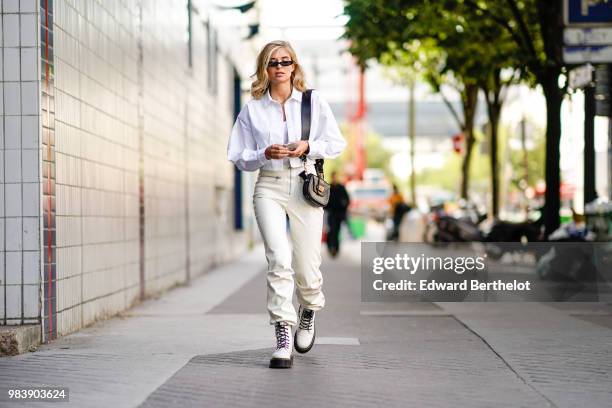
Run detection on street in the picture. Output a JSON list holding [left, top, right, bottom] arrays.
[[1, 223, 611, 407]]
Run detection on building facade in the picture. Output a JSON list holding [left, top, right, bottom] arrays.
[[1, 0, 252, 344]]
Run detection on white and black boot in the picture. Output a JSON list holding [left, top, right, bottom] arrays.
[[294, 306, 316, 354], [269, 322, 293, 368]]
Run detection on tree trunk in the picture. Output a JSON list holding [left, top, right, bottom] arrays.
[[460, 84, 479, 199], [541, 75, 562, 237], [408, 82, 417, 205], [534, 0, 564, 237], [483, 76, 502, 218]]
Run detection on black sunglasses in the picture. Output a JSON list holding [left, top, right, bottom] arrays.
[[268, 60, 294, 68]]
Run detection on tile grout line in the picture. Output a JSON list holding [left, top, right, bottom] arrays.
[[451, 315, 558, 408], [2, 6, 6, 326], [79, 0, 84, 332], [20, 0, 25, 326]]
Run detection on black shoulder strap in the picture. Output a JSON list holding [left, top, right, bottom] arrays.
[[301, 89, 313, 141], [300, 89, 324, 173]]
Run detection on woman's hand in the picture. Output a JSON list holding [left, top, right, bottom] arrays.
[[286, 140, 309, 157], [265, 144, 290, 160]]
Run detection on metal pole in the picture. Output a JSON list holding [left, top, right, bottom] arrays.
[[409, 81, 416, 205], [584, 84, 598, 206], [356, 67, 366, 180], [608, 115, 612, 199], [521, 116, 529, 217]]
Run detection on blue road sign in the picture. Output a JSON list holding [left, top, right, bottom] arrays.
[[563, 45, 612, 63], [565, 0, 612, 26]]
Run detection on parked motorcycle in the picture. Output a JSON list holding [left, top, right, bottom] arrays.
[[424, 204, 547, 261], [537, 221, 597, 281], [423, 202, 486, 243], [482, 210, 545, 259]]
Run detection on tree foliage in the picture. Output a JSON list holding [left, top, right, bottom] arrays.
[[343, 0, 525, 209], [343, 0, 566, 233]]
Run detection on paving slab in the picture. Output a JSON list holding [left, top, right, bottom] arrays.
[[1, 235, 611, 407]]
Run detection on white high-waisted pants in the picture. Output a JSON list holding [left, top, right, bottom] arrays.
[[253, 162, 325, 326]]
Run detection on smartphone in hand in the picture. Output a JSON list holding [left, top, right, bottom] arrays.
[[285, 142, 299, 151]]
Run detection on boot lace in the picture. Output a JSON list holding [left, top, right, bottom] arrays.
[[275, 323, 290, 349], [299, 308, 314, 331]]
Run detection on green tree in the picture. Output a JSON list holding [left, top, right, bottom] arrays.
[[343, 2, 481, 201], [457, 0, 567, 235], [343, 0, 526, 219]]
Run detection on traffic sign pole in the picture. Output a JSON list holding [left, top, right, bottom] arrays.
[[584, 84, 598, 205], [563, 0, 612, 202]]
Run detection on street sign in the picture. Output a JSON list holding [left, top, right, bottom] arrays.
[[563, 45, 612, 63], [569, 63, 594, 88], [564, 27, 612, 45], [564, 0, 612, 27]]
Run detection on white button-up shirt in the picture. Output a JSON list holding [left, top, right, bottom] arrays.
[[227, 87, 347, 171]]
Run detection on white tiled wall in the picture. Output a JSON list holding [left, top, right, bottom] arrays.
[[186, 3, 245, 275], [1, 0, 42, 326], [2, 0, 249, 336], [52, 0, 140, 334], [140, 1, 188, 295], [51, 0, 245, 335]]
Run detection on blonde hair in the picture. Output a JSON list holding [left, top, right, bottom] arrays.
[[251, 40, 307, 99]]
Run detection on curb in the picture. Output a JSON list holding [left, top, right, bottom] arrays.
[[0, 325, 41, 357]]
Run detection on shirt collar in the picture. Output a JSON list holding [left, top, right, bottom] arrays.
[[264, 86, 303, 105], [290, 87, 303, 102]]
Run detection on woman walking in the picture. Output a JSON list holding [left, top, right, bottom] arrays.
[[227, 40, 346, 368]]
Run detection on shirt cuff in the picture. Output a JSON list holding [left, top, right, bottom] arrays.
[[306, 140, 324, 159], [256, 147, 268, 164]]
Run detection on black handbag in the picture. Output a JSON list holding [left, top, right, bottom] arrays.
[[299, 89, 330, 207]]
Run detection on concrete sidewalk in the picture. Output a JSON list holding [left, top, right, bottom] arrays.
[[1, 234, 612, 407], [0, 246, 272, 408]]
